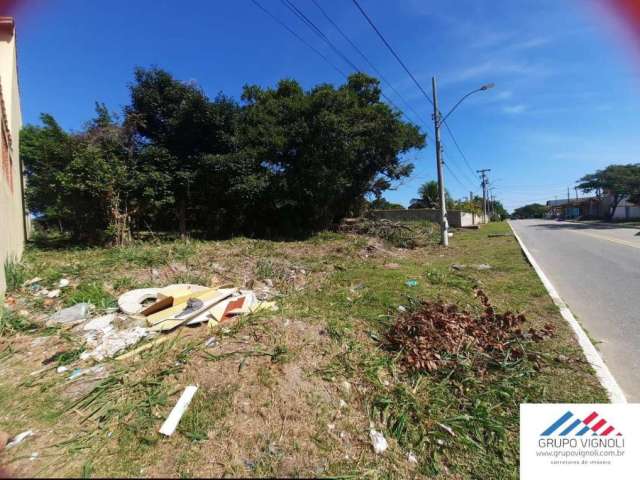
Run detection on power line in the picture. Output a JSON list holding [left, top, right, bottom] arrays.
[[311, 0, 430, 127], [281, 0, 360, 73], [352, 0, 434, 107], [273, 0, 422, 128], [441, 141, 479, 188], [443, 153, 473, 191], [442, 121, 478, 180], [350, 0, 484, 196], [249, 0, 347, 78]]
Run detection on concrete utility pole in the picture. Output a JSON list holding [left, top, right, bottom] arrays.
[[477, 169, 491, 223], [432, 77, 448, 247], [429, 79, 494, 244]]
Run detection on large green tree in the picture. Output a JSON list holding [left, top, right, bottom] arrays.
[[126, 67, 239, 236], [23, 70, 425, 241], [512, 203, 547, 219], [577, 164, 640, 219], [231, 73, 424, 235]]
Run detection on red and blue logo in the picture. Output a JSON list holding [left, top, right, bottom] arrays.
[[541, 410, 623, 437]]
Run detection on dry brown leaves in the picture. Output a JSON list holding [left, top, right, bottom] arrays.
[[387, 289, 555, 373]]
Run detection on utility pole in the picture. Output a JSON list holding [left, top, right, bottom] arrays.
[[567, 187, 571, 219], [575, 187, 578, 201], [477, 169, 491, 223], [432, 76, 448, 246], [469, 191, 473, 204]]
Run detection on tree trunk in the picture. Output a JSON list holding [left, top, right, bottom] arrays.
[[177, 200, 187, 238], [109, 195, 132, 246], [608, 195, 622, 221]]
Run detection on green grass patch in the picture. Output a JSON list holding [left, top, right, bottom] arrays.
[[0, 307, 36, 336], [64, 282, 116, 309]]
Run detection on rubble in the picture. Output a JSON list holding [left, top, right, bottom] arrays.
[[81, 327, 151, 361], [32, 280, 278, 364], [82, 313, 117, 332]]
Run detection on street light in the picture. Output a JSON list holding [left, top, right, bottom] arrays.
[[432, 78, 495, 246]]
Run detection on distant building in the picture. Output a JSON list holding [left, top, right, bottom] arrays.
[[0, 17, 28, 294], [546, 194, 640, 221]]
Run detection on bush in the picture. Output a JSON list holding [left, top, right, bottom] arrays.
[[3, 256, 26, 292]]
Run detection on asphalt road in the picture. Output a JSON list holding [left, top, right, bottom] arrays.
[[510, 219, 640, 401]]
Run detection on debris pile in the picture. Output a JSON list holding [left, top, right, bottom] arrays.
[[25, 282, 279, 363], [386, 289, 555, 373], [338, 218, 432, 249]]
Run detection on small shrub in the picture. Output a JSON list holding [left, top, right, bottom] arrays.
[[0, 307, 36, 336], [3, 256, 26, 292]]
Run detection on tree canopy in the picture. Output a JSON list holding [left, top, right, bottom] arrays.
[[22, 69, 425, 243], [577, 164, 640, 219], [409, 180, 453, 210], [511, 203, 547, 219]]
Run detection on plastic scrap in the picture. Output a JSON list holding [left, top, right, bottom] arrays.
[[68, 365, 106, 381], [6, 430, 33, 449], [59, 278, 70, 288], [23, 278, 42, 287], [159, 385, 198, 436], [369, 429, 388, 454], [46, 289, 61, 298], [46, 303, 92, 326], [405, 279, 418, 288]]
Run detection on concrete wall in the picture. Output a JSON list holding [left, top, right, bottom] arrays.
[[369, 208, 482, 227], [0, 18, 25, 294]]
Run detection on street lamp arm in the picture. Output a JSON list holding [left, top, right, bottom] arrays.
[[439, 88, 484, 126]]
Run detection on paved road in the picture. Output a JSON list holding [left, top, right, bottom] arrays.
[[510, 219, 640, 401]]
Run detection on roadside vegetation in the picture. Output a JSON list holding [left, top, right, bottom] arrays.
[[0, 222, 606, 478]]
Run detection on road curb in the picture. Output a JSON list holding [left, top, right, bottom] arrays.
[[507, 221, 627, 404]]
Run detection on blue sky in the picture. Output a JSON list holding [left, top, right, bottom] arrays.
[[10, 0, 640, 211]]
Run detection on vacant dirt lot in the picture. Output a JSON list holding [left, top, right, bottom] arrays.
[[0, 223, 606, 478]]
